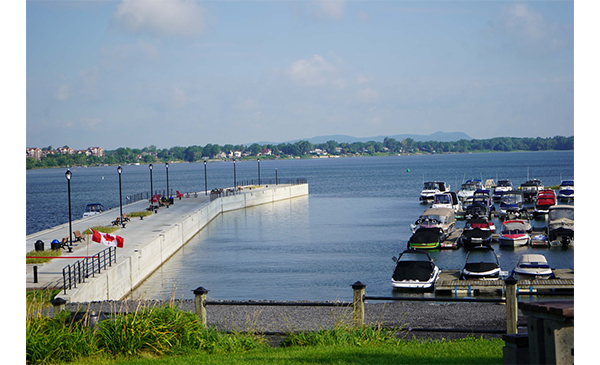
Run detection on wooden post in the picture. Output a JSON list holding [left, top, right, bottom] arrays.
[[505, 275, 518, 334], [352, 281, 366, 327], [192, 287, 209, 326]]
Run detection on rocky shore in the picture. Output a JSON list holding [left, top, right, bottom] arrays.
[[47, 299, 526, 341]]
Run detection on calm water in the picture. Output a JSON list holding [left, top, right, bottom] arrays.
[[26, 151, 574, 301]]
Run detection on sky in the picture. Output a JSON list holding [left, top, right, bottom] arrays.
[[23, 0, 577, 151]]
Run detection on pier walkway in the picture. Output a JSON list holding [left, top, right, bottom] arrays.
[[26, 183, 308, 301]]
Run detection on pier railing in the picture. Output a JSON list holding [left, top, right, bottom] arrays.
[[209, 178, 308, 201], [61, 246, 116, 294]]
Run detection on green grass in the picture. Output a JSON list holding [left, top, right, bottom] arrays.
[[26, 249, 62, 264], [82, 226, 120, 235], [127, 211, 153, 218], [65, 337, 503, 365]]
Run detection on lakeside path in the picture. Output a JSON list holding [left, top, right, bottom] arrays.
[[26, 192, 212, 291]]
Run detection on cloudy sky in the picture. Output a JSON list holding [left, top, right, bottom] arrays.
[[24, 0, 575, 151]]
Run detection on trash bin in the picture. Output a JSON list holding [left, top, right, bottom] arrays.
[[169, 197, 174, 204], [51, 239, 61, 250], [35, 240, 44, 252]]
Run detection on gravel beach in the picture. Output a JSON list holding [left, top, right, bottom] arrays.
[[50, 299, 526, 341]]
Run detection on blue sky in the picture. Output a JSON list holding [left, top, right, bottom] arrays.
[[24, 0, 576, 151]]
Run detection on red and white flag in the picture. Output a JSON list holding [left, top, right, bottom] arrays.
[[91, 229, 124, 248]]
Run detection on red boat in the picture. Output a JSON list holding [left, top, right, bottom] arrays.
[[533, 189, 557, 216]]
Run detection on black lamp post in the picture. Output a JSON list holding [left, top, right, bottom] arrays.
[[204, 160, 207, 195], [276, 168, 278, 185], [233, 159, 237, 191], [65, 170, 73, 252], [149, 164, 153, 200], [117, 166, 123, 221], [257, 158, 261, 185], [165, 162, 169, 199]]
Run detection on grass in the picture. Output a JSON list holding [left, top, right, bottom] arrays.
[[64, 337, 503, 365], [82, 226, 120, 235], [26, 302, 504, 364], [26, 249, 62, 264], [26, 289, 62, 316], [126, 211, 153, 218]]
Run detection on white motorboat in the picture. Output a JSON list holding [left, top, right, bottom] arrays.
[[460, 247, 501, 280], [431, 192, 461, 213], [492, 179, 513, 201], [512, 254, 553, 280], [498, 220, 531, 247], [391, 250, 440, 289], [457, 179, 482, 201], [557, 180, 574, 201], [420, 181, 450, 202], [83, 203, 104, 217]]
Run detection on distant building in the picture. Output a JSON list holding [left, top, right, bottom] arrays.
[[57, 146, 74, 155], [87, 146, 104, 157], [26, 147, 43, 160]]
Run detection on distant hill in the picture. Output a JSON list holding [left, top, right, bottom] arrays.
[[252, 131, 472, 145]]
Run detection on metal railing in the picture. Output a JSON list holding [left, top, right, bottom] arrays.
[[62, 246, 117, 294], [209, 178, 308, 201]]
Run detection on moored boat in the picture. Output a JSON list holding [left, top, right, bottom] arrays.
[[493, 179, 513, 201], [498, 220, 531, 247], [458, 216, 495, 250], [391, 249, 440, 289], [512, 254, 554, 280], [420, 181, 450, 202], [557, 180, 574, 201], [533, 189, 557, 217], [547, 205, 574, 247], [460, 247, 501, 280]]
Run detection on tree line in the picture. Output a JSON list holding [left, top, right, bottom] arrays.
[[26, 135, 574, 169]]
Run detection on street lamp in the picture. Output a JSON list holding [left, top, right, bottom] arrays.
[[65, 170, 73, 252], [204, 160, 207, 195], [233, 159, 236, 191], [276, 168, 278, 185], [165, 162, 170, 200], [149, 164, 153, 201], [117, 166, 123, 222], [257, 158, 261, 185]]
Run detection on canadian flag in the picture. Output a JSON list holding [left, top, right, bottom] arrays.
[[91, 229, 124, 248]]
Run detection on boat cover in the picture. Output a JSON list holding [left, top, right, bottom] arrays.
[[392, 261, 434, 281], [463, 262, 499, 273], [409, 228, 442, 244], [462, 228, 492, 239]]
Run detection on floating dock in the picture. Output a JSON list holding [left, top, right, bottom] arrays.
[[435, 269, 574, 296]]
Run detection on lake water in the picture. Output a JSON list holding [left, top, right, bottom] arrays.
[[26, 151, 574, 301]]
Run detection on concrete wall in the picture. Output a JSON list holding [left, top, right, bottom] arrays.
[[62, 184, 308, 303]]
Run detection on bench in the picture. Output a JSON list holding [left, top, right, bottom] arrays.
[[111, 217, 127, 228], [73, 230, 85, 242]]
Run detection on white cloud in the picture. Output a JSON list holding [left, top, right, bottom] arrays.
[[498, 3, 568, 54], [113, 0, 207, 37], [313, 0, 346, 20], [170, 87, 187, 108], [55, 84, 70, 101], [286, 54, 338, 86]]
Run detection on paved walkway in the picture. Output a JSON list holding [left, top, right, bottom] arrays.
[[26, 193, 211, 290]]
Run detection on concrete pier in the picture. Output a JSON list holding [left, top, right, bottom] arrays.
[[26, 183, 308, 303]]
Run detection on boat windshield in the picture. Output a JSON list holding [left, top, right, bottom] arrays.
[[501, 194, 522, 204], [423, 182, 438, 190], [497, 180, 512, 187], [85, 204, 104, 213], [560, 180, 574, 187], [434, 195, 451, 204], [422, 214, 448, 224], [549, 208, 574, 221], [399, 252, 429, 262], [460, 183, 477, 191], [466, 249, 498, 264]]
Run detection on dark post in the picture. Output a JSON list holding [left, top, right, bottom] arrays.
[[149, 164, 153, 200], [257, 158, 261, 185], [276, 168, 278, 185], [65, 170, 73, 252], [51, 297, 67, 313], [351, 281, 366, 327], [117, 166, 123, 222], [33, 266, 38, 283], [192, 286, 209, 326], [165, 162, 170, 199], [204, 160, 208, 195], [233, 159, 237, 190]]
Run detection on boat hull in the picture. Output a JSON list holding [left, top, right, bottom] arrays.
[[499, 235, 530, 247]]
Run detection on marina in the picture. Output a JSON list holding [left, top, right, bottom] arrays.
[[26, 151, 574, 302]]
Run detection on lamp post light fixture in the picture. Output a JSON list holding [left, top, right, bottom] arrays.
[[149, 163, 153, 200], [165, 162, 170, 200], [257, 158, 261, 185], [204, 160, 207, 195], [233, 159, 236, 191], [65, 170, 73, 252], [117, 166, 123, 222]]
